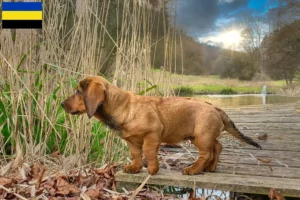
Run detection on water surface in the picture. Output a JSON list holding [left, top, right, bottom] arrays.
[[193, 94, 300, 107]]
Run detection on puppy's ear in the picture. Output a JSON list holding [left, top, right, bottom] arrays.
[[83, 82, 106, 118]]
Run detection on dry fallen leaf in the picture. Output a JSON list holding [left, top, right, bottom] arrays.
[[50, 197, 65, 200], [269, 188, 286, 200], [104, 172, 111, 179], [32, 162, 46, 179], [94, 168, 110, 175], [50, 151, 61, 159], [257, 157, 271, 163], [68, 184, 81, 195], [56, 185, 71, 196], [85, 188, 101, 198], [56, 176, 69, 187], [113, 194, 123, 200], [258, 133, 268, 140], [0, 177, 15, 188]]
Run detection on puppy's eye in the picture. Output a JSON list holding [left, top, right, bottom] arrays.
[[75, 90, 80, 95]]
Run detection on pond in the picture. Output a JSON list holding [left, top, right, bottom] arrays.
[[193, 94, 300, 107]]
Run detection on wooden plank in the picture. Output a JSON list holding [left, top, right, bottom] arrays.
[[219, 141, 300, 151], [225, 109, 297, 114], [221, 136, 300, 144], [222, 149, 300, 161], [115, 169, 300, 197], [161, 155, 300, 169], [163, 163, 300, 179], [218, 157, 299, 168], [227, 131, 300, 139], [159, 154, 300, 176], [161, 148, 300, 168], [228, 113, 298, 117], [231, 117, 300, 123], [162, 147, 300, 160], [234, 123, 300, 130], [219, 154, 296, 168], [234, 129, 300, 135]]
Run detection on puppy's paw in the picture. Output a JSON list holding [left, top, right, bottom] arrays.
[[147, 165, 159, 175], [204, 164, 216, 172], [209, 164, 217, 172], [123, 164, 141, 174], [183, 166, 202, 175], [204, 167, 211, 172]]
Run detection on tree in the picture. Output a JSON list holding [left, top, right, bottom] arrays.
[[264, 20, 300, 87], [267, 0, 300, 31], [240, 15, 266, 75], [220, 51, 256, 81]]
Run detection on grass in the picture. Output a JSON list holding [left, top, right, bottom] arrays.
[[150, 70, 289, 95], [163, 74, 290, 95], [190, 85, 265, 94]]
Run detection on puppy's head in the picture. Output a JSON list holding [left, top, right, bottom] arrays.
[[61, 76, 107, 118]]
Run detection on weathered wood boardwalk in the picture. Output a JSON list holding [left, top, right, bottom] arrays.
[[116, 103, 300, 197]]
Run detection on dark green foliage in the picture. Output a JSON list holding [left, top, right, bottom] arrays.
[[174, 86, 194, 96], [220, 52, 256, 81], [220, 88, 237, 95]]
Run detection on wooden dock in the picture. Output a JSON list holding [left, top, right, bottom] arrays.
[[116, 103, 300, 197]]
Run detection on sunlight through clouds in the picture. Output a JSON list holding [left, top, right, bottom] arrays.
[[199, 29, 242, 49], [218, 0, 235, 3]]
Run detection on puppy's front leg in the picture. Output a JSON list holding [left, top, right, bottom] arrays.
[[123, 141, 143, 173], [143, 134, 160, 175]]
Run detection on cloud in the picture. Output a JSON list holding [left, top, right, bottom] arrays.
[[175, 0, 219, 37], [218, 0, 235, 3], [175, 0, 250, 37], [175, 0, 281, 48]]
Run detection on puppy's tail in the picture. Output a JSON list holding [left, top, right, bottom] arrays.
[[215, 107, 262, 149]]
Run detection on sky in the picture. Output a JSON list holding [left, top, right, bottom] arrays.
[[175, 0, 280, 48]]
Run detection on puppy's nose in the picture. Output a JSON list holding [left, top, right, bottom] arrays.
[[61, 101, 65, 108]]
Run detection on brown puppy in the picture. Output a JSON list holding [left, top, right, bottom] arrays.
[[62, 76, 261, 175]]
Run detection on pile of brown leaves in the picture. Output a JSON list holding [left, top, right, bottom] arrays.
[[0, 163, 182, 200], [0, 163, 124, 199]]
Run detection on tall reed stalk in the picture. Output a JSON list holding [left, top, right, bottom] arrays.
[[0, 0, 179, 173]]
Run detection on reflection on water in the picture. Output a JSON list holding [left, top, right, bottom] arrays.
[[193, 94, 300, 107]]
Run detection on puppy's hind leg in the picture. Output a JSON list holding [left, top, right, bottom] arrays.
[[205, 140, 222, 172], [183, 130, 214, 175], [204, 146, 215, 172]]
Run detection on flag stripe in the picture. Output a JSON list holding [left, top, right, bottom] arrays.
[[2, 2, 42, 11], [2, 20, 42, 29], [2, 11, 42, 20]]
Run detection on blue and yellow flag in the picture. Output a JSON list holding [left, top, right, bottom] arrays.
[[2, 2, 42, 29]]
